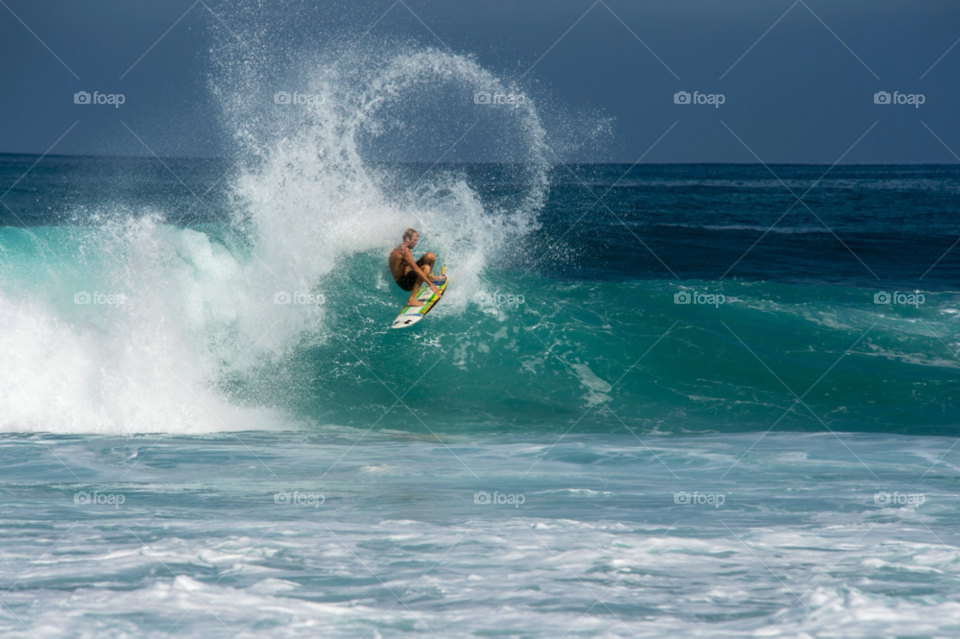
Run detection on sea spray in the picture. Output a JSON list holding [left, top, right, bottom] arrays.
[[217, 43, 550, 315], [0, 37, 551, 432]]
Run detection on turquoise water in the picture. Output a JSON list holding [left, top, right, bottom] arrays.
[[2, 218, 957, 437]]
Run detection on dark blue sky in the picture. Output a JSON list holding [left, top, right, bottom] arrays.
[[2, 0, 958, 162]]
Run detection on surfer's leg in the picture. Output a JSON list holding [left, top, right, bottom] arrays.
[[406, 281, 425, 306], [420, 253, 436, 274], [405, 254, 436, 307]]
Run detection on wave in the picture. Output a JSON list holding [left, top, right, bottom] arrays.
[[2, 216, 958, 435], [284, 273, 959, 437], [0, 32, 549, 432]]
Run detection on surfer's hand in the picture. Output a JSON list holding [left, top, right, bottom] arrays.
[[430, 283, 440, 295]]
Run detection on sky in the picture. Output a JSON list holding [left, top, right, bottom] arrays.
[[1, 0, 958, 163]]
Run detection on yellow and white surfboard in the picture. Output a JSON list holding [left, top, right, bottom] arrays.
[[391, 269, 448, 329]]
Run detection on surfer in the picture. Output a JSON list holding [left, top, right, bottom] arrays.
[[389, 228, 440, 307]]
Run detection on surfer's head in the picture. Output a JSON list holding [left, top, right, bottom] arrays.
[[402, 228, 419, 247]]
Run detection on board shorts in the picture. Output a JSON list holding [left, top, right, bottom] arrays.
[[396, 257, 429, 292]]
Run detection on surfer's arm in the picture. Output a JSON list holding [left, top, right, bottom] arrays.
[[403, 249, 440, 294]]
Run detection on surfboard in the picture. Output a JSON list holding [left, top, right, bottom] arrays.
[[391, 269, 448, 329]]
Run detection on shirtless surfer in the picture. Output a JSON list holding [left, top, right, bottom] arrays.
[[389, 228, 440, 307]]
